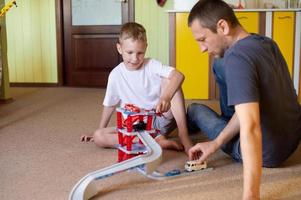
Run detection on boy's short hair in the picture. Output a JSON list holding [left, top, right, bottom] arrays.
[[188, 0, 240, 33], [119, 22, 147, 43]]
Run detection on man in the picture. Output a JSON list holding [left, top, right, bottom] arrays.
[[186, 0, 301, 199]]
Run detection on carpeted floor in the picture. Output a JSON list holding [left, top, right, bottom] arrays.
[[0, 87, 301, 200]]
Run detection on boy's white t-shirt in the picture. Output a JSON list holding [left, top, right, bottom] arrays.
[[103, 58, 174, 110]]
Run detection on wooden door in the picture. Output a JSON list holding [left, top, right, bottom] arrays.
[[62, 0, 133, 87]]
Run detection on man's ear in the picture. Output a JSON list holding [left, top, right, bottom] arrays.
[[216, 19, 230, 35], [116, 43, 122, 54]]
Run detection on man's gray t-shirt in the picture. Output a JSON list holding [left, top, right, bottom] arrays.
[[224, 34, 301, 167]]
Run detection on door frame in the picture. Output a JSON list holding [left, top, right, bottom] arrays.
[[54, 0, 135, 86]]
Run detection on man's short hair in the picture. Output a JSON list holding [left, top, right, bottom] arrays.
[[188, 0, 240, 33], [119, 22, 147, 43]]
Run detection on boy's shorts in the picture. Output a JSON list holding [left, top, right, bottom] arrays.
[[152, 110, 176, 137]]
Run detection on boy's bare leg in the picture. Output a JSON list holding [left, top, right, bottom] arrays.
[[93, 127, 119, 148], [85, 126, 183, 150], [170, 88, 193, 154], [155, 135, 184, 151], [94, 127, 183, 150], [161, 78, 193, 154]]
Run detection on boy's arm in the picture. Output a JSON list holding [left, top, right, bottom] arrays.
[[98, 105, 116, 129], [156, 69, 184, 113]]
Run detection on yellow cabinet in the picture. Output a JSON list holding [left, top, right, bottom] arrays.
[[235, 12, 260, 33], [273, 12, 295, 77], [176, 13, 209, 99]]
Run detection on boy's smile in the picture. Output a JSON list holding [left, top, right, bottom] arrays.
[[117, 38, 147, 70]]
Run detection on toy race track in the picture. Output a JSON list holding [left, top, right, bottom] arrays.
[[69, 130, 162, 200], [69, 129, 213, 200], [69, 104, 212, 200]]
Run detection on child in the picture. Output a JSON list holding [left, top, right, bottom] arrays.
[[82, 22, 193, 154]]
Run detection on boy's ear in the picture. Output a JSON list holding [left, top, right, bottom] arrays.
[[216, 19, 230, 35], [116, 43, 122, 54]]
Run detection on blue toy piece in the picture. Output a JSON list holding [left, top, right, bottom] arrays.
[[164, 169, 181, 177]]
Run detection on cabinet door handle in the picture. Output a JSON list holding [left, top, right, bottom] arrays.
[[278, 16, 291, 19], [238, 16, 248, 20]]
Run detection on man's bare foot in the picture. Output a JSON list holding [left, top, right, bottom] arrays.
[[155, 136, 183, 151], [81, 135, 94, 142]]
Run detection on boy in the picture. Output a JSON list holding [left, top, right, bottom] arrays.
[[82, 22, 193, 154]]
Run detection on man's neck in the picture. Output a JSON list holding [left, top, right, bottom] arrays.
[[228, 26, 250, 47]]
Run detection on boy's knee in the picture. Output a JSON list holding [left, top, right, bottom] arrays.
[[93, 129, 108, 148]]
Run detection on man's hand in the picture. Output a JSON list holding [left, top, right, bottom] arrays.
[[188, 141, 219, 163]]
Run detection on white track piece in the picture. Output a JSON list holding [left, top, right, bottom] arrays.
[[69, 131, 162, 200]]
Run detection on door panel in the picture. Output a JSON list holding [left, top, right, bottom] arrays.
[[235, 12, 260, 33], [63, 0, 133, 87], [71, 0, 122, 26], [273, 12, 295, 78], [176, 13, 209, 99]]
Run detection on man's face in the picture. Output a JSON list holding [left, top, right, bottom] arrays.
[[190, 19, 227, 58], [117, 38, 147, 71]]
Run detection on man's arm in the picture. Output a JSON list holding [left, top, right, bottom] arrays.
[[189, 112, 240, 161], [235, 102, 262, 200], [156, 69, 184, 113], [98, 105, 116, 129]]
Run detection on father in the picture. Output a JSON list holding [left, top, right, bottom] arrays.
[[186, 0, 301, 199]]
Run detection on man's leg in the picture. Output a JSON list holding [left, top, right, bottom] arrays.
[[187, 103, 242, 162], [186, 59, 242, 162], [187, 103, 228, 140]]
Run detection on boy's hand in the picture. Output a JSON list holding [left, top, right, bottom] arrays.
[[156, 98, 171, 113]]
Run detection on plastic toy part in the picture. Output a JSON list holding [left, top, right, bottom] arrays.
[[185, 160, 207, 172], [164, 169, 181, 177], [124, 104, 141, 113], [116, 104, 159, 162], [0, 0, 17, 17], [69, 131, 162, 200], [69, 104, 204, 200]]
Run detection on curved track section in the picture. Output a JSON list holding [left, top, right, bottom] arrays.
[[69, 131, 162, 200]]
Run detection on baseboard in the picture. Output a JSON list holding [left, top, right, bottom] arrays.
[[0, 97, 13, 104], [10, 83, 60, 87]]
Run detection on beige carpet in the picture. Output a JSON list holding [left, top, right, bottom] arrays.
[[0, 87, 301, 200]]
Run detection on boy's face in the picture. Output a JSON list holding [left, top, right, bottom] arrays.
[[117, 38, 147, 70], [190, 19, 228, 58]]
